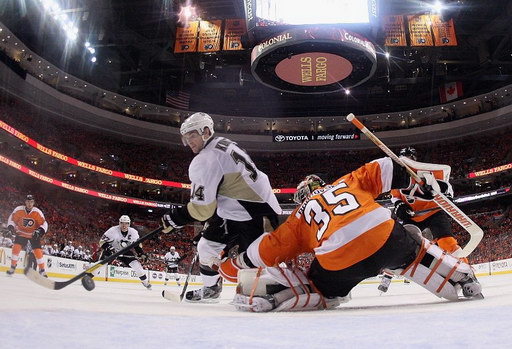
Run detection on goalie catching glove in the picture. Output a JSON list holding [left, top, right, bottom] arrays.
[[408, 172, 453, 201]]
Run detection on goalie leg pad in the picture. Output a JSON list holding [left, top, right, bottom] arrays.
[[234, 268, 345, 312], [393, 238, 481, 300]]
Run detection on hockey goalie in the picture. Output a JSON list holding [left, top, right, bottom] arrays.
[[219, 157, 483, 312]]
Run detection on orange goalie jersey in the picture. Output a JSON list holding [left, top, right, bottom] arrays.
[[390, 157, 451, 222], [8, 206, 47, 239], [247, 157, 396, 271]]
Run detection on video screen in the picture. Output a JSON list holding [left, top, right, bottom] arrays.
[[254, 0, 371, 25]]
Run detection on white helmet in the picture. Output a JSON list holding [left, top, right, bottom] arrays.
[[180, 112, 214, 145], [170, 246, 176, 251], [119, 215, 131, 224]]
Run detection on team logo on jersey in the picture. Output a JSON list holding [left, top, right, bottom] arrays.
[[22, 218, 35, 228]]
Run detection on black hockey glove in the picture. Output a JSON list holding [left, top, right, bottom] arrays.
[[139, 253, 148, 264], [100, 243, 115, 259], [33, 227, 46, 240], [161, 214, 184, 233], [393, 200, 414, 221], [7, 225, 15, 234], [192, 231, 203, 246]]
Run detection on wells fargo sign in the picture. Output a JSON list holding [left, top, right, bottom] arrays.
[[251, 27, 376, 93], [275, 52, 353, 86]]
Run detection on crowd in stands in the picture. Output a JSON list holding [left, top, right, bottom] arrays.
[[2, 95, 512, 274], [2, 98, 512, 197], [0, 173, 197, 273]]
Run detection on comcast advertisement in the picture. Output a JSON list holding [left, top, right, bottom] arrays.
[[272, 132, 360, 142]]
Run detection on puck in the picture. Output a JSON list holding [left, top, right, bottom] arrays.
[[81, 274, 95, 291]]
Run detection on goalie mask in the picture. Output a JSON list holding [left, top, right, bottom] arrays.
[[293, 175, 326, 204], [180, 112, 215, 146], [399, 147, 417, 161]]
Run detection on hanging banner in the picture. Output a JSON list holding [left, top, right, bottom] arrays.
[[407, 15, 434, 46], [431, 15, 458, 46], [198, 20, 222, 52], [383, 15, 406, 46], [174, 21, 199, 53], [223, 19, 246, 50]]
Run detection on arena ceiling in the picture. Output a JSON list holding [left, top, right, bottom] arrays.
[[1, 0, 512, 117]]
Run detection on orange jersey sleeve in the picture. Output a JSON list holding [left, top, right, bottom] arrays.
[[250, 158, 395, 271]]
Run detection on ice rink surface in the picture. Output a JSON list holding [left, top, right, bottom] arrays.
[[1, 273, 511, 349]]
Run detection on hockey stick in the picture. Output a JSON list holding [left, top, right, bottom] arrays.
[[162, 250, 199, 302], [24, 226, 164, 290], [347, 113, 483, 257]]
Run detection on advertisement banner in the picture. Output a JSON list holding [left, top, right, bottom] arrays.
[[468, 163, 512, 178], [272, 132, 360, 142], [223, 19, 245, 50], [174, 21, 199, 53], [431, 15, 457, 46], [0, 120, 187, 188], [107, 265, 143, 281], [490, 259, 512, 273], [0, 154, 171, 208], [198, 20, 222, 52], [407, 15, 434, 46], [383, 15, 407, 46]]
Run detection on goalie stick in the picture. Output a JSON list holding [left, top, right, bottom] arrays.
[[162, 250, 199, 302], [24, 226, 164, 290], [346, 113, 483, 257]]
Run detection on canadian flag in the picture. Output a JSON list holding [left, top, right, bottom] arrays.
[[439, 81, 463, 103]]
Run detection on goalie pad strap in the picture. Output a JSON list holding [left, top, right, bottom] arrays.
[[276, 266, 301, 309], [424, 251, 446, 285], [248, 267, 263, 309], [401, 239, 430, 277], [437, 260, 461, 294]]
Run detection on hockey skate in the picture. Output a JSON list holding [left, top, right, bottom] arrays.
[[6, 266, 15, 276], [39, 269, 48, 278], [459, 273, 483, 299], [378, 274, 393, 293], [185, 279, 222, 303]]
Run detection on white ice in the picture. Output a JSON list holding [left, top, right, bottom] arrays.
[[1, 274, 511, 349]]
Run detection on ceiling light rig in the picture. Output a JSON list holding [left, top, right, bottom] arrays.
[[37, 0, 79, 41], [177, 1, 199, 24]]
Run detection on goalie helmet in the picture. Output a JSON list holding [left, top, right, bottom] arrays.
[[399, 147, 417, 161], [119, 215, 131, 224], [180, 112, 214, 145], [293, 174, 326, 204]]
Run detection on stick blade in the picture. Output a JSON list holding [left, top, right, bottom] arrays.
[[24, 267, 58, 290], [162, 290, 182, 302]]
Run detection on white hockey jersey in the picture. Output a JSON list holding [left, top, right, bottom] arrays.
[[0, 236, 13, 247], [187, 137, 282, 222], [100, 226, 140, 252], [164, 251, 181, 268]]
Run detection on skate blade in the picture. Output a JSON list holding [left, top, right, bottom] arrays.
[[184, 298, 220, 304]]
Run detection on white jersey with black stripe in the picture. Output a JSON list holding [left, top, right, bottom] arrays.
[[187, 137, 282, 222], [101, 226, 140, 252]]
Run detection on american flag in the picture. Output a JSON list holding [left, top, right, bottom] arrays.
[[165, 90, 191, 109]]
